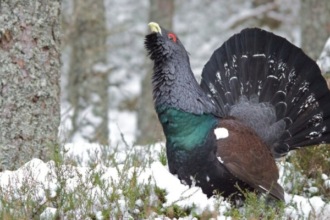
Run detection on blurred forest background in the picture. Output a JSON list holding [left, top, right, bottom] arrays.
[[61, 0, 330, 144], [1, 0, 330, 170]]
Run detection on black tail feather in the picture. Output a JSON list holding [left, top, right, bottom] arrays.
[[201, 28, 330, 157]]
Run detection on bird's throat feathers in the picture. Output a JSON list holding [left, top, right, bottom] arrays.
[[152, 59, 217, 115]]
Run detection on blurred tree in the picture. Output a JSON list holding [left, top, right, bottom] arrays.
[[300, 0, 330, 60], [136, 0, 175, 145], [67, 0, 109, 144], [252, 0, 281, 29], [0, 0, 61, 170]]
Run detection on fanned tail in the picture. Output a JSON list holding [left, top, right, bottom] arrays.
[[201, 28, 330, 158]]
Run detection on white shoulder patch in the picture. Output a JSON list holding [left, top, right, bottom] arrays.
[[214, 127, 229, 139], [217, 156, 224, 164]]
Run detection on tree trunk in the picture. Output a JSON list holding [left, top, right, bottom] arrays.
[[67, 0, 109, 145], [252, 0, 281, 29], [136, 0, 175, 145], [300, 0, 330, 60], [0, 0, 61, 170]]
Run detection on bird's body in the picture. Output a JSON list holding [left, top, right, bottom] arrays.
[[145, 22, 330, 202]]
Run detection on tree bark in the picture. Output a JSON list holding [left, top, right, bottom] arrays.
[[67, 0, 109, 145], [136, 0, 175, 145], [0, 0, 61, 170], [300, 0, 330, 60]]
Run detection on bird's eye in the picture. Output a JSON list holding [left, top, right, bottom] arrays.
[[168, 32, 177, 43]]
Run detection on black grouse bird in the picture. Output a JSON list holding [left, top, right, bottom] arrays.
[[145, 22, 330, 202]]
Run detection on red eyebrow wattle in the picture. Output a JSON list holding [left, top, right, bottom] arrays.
[[168, 32, 177, 42]]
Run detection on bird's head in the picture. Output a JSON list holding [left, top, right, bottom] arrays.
[[144, 22, 217, 115], [145, 22, 188, 62]]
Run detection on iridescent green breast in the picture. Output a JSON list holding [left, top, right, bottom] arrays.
[[156, 106, 217, 151]]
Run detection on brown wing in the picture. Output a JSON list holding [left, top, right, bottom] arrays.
[[215, 118, 284, 201]]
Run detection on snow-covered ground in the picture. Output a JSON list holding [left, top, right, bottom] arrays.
[[0, 111, 329, 219], [0, 146, 329, 219]]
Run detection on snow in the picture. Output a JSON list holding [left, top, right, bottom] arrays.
[[324, 180, 330, 190], [285, 195, 330, 220], [40, 207, 57, 220]]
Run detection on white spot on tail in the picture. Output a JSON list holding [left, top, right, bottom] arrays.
[[214, 127, 229, 139], [310, 113, 323, 127], [216, 71, 221, 81], [253, 53, 266, 57], [229, 76, 238, 82], [206, 176, 210, 182], [267, 75, 278, 80], [209, 83, 217, 95]]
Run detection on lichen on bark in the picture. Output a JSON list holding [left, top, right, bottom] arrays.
[[0, 0, 61, 170]]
